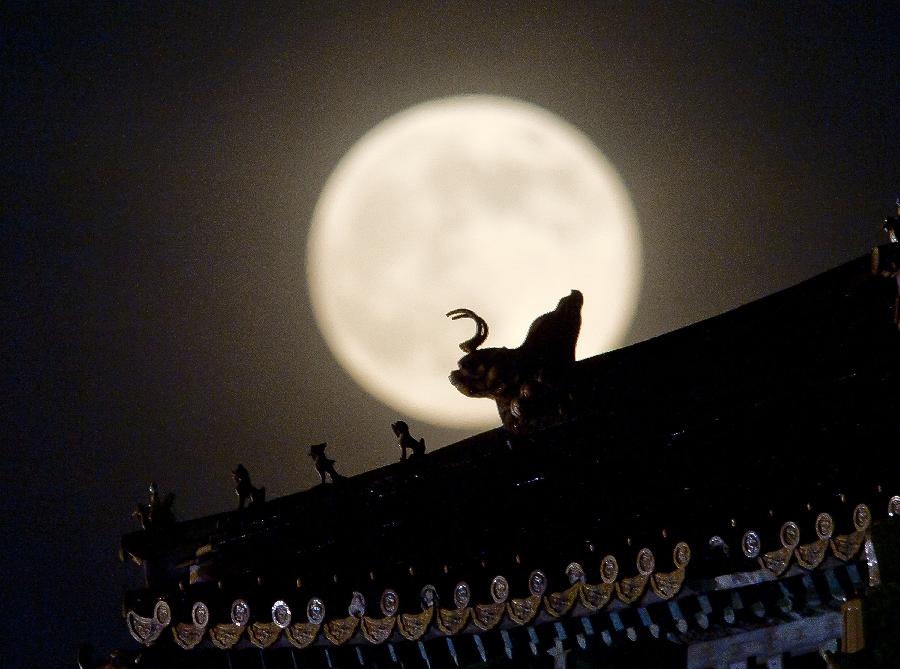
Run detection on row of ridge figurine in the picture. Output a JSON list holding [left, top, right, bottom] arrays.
[[132, 420, 426, 531]]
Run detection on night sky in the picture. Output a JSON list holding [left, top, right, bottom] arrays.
[[2, 3, 897, 666]]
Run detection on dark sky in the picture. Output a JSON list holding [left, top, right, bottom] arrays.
[[2, 3, 897, 665]]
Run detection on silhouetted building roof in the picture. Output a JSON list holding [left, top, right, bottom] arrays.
[[109, 247, 900, 669]]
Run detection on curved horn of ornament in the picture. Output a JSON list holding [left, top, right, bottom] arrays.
[[446, 308, 489, 352]]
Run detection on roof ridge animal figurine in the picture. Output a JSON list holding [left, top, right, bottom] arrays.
[[309, 442, 344, 484], [447, 290, 583, 434], [232, 464, 265, 509], [132, 481, 175, 530], [391, 420, 426, 462]]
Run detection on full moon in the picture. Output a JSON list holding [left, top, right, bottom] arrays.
[[308, 95, 641, 429]]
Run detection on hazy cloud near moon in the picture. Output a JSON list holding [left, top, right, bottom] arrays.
[[308, 96, 640, 427]]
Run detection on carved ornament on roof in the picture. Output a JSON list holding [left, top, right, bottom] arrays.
[[447, 290, 583, 433], [171, 602, 209, 650], [473, 602, 505, 630], [565, 562, 586, 584], [796, 513, 834, 570], [272, 600, 291, 628], [832, 504, 871, 562], [651, 542, 692, 600], [323, 616, 359, 645], [579, 582, 615, 611], [248, 622, 282, 648], [890, 495, 900, 517], [636, 548, 655, 576], [615, 573, 649, 605], [853, 503, 872, 531], [286, 622, 320, 649], [309, 442, 345, 485], [616, 549, 654, 604], [154, 600, 171, 626], [436, 605, 470, 635], [453, 581, 471, 609], [232, 464, 265, 510], [192, 601, 210, 627], [348, 591, 366, 618], [209, 623, 244, 649], [795, 536, 829, 570], [307, 597, 325, 625], [360, 615, 395, 644], [760, 521, 800, 576], [380, 589, 399, 617], [126, 600, 171, 646], [815, 513, 835, 540], [673, 541, 691, 569], [600, 555, 619, 583], [544, 584, 579, 617], [133, 482, 175, 531], [172, 622, 205, 650], [490, 575, 509, 604], [780, 521, 801, 548], [124, 496, 895, 651], [420, 584, 437, 610], [506, 595, 541, 625], [528, 569, 547, 596], [742, 530, 762, 558], [651, 567, 686, 600], [397, 607, 433, 640], [230, 599, 250, 626]]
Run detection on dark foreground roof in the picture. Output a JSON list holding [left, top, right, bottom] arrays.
[[113, 247, 900, 667]]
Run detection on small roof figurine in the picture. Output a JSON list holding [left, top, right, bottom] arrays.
[[132, 481, 175, 530], [232, 463, 265, 509], [392, 420, 426, 462], [309, 442, 344, 484]]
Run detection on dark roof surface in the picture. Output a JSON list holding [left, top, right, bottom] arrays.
[[118, 247, 900, 657]]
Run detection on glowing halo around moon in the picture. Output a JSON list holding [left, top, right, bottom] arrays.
[[307, 95, 641, 429]]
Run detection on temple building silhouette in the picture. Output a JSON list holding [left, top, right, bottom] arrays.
[[92, 243, 899, 668]]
